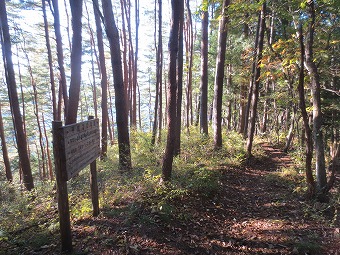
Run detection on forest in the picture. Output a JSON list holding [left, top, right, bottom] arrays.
[[0, 0, 339, 254]]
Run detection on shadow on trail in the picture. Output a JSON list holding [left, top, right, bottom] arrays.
[[70, 143, 334, 255]]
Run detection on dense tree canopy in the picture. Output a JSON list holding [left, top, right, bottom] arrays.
[[0, 0, 339, 202], [0, 0, 339, 253]]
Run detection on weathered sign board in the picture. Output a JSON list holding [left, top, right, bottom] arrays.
[[62, 119, 100, 180], [52, 117, 100, 252]]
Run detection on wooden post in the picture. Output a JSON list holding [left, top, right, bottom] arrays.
[[52, 121, 72, 252], [90, 160, 99, 216], [88, 116, 99, 216]]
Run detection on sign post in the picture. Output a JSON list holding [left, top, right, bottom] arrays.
[[52, 118, 100, 252], [88, 116, 99, 217], [52, 121, 72, 252]]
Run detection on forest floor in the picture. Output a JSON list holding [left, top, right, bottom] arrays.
[[1, 143, 340, 254]]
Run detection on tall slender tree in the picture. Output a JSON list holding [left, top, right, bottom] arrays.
[[102, 0, 131, 170], [134, 0, 140, 127], [174, 0, 184, 156], [93, 0, 109, 158], [305, 0, 327, 197], [238, 20, 249, 134], [151, 0, 163, 146], [185, 0, 193, 129], [243, 12, 260, 139], [42, 112, 53, 180], [66, 0, 83, 125], [0, 0, 34, 190], [162, 0, 182, 181], [199, 1, 209, 135], [297, 23, 315, 197], [42, 0, 57, 120], [0, 104, 12, 182], [246, 2, 266, 159], [212, 0, 230, 150], [51, 0, 68, 120]]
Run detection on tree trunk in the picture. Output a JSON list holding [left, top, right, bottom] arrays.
[[108, 88, 115, 145], [246, 2, 266, 159], [305, 0, 327, 197], [195, 94, 200, 126], [134, 0, 140, 128], [158, 58, 163, 143], [31, 64, 47, 179], [283, 109, 295, 153], [120, 0, 129, 103], [238, 20, 249, 134], [15, 44, 29, 183], [15, 44, 29, 157], [86, 8, 98, 119], [151, 0, 163, 146], [51, 0, 68, 120], [93, 0, 109, 158], [122, 0, 136, 128], [298, 24, 315, 197], [162, 0, 182, 181], [0, 0, 34, 190], [199, 3, 209, 135], [174, 0, 184, 156], [261, 79, 270, 133], [0, 104, 12, 182], [225, 64, 232, 131], [42, 0, 57, 120], [20, 37, 48, 179], [66, 0, 83, 125], [42, 112, 53, 180], [243, 13, 260, 139], [102, 0, 131, 170], [212, 0, 230, 150], [185, 0, 193, 130]]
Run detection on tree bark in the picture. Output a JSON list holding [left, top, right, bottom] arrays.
[[42, 112, 53, 180], [51, 0, 68, 120], [212, 0, 229, 150], [162, 0, 181, 181], [283, 109, 295, 153], [102, 0, 131, 170], [174, 0, 184, 156], [225, 64, 232, 131], [119, 0, 129, 103], [238, 19, 249, 134], [30, 60, 47, 179], [85, 3, 98, 119], [66, 0, 83, 125], [260, 79, 270, 133], [42, 0, 57, 120], [243, 13, 260, 139], [15, 44, 28, 156], [246, 2, 266, 159], [0, 0, 34, 190], [305, 0, 327, 197], [297, 23, 315, 197], [134, 0, 140, 128], [185, 0, 193, 130], [151, 0, 163, 146], [93, 0, 109, 158], [0, 104, 12, 182], [199, 3, 209, 135]]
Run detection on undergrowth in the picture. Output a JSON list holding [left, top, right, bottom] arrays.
[[4, 127, 337, 253], [0, 129, 245, 241]]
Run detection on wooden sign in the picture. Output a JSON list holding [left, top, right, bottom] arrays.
[[52, 117, 100, 252], [62, 119, 100, 180]]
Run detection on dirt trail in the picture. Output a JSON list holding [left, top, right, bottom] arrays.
[[259, 143, 294, 169], [9, 144, 338, 254], [71, 143, 339, 255]]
